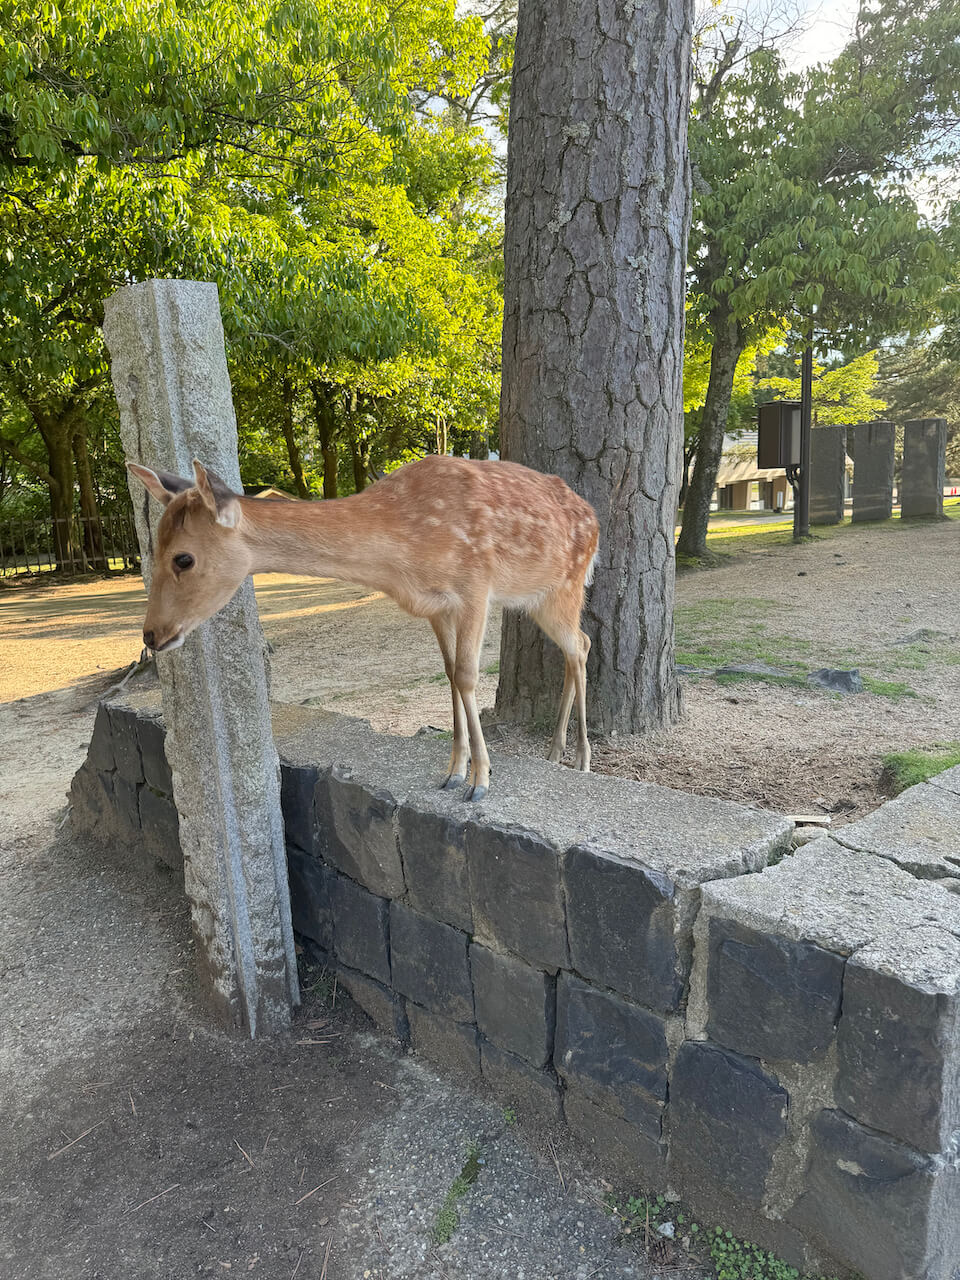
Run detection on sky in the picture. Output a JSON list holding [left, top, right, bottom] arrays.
[[787, 0, 861, 69]]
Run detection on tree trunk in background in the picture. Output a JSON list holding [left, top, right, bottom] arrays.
[[72, 423, 108, 569], [29, 403, 80, 571], [495, 0, 693, 736], [280, 377, 309, 498], [469, 429, 490, 459], [310, 380, 339, 499], [676, 310, 744, 559]]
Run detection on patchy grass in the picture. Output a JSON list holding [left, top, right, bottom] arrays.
[[862, 676, 918, 700], [881, 742, 960, 795], [676, 497, 960, 571], [432, 1141, 483, 1245], [674, 598, 818, 678]]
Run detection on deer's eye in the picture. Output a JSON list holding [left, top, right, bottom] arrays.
[[173, 552, 195, 572]]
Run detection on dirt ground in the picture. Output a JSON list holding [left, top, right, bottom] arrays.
[[1, 821, 685, 1280]]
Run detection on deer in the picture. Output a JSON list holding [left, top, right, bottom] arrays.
[[126, 454, 599, 802]]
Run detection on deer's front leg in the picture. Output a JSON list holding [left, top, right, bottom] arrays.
[[431, 618, 469, 788]]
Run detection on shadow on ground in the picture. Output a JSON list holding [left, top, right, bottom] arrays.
[[0, 826, 690, 1280]]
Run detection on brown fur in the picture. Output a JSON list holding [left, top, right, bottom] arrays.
[[130, 455, 599, 796]]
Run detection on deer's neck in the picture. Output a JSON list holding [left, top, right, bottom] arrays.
[[238, 492, 400, 591]]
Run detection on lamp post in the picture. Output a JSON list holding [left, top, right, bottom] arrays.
[[796, 318, 814, 541]]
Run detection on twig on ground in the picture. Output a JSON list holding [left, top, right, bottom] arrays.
[[545, 1135, 565, 1191], [47, 1121, 104, 1160], [234, 1139, 256, 1168], [319, 1237, 332, 1280], [290, 1249, 303, 1278], [126, 1183, 180, 1215], [295, 1175, 337, 1206]]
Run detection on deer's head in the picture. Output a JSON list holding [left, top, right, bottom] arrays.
[[127, 460, 249, 652]]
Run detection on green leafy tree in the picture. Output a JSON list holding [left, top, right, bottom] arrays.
[[676, 0, 960, 559], [0, 0, 499, 565], [879, 334, 960, 475], [757, 349, 887, 426]]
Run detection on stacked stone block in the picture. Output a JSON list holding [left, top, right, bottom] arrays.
[[852, 421, 896, 522], [808, 424, 846, 525], [901, 418, 947, 519], [686, 838, 960, 1280], [71, 695, 960, 1279], [70, 700, 182, 875]]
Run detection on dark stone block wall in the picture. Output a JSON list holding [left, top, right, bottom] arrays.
[[70, 694, 960, 1280], [809, 425, 846, 526], [901, 418, 947, 519], [851, 421, 896, 522]]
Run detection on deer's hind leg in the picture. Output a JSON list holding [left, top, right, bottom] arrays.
[[431, 615, 469, 789], [531, 587, 591, 773], [453, 593, 492, 801]]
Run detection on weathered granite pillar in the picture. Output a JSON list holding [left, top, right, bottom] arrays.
[[809, 425, 846, 525], [901, 418, 947, 519], [851, 421, 895, 523], [102, 279, 299, 1035]]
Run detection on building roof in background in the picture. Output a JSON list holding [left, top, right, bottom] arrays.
[[251, 486, 296, 500]]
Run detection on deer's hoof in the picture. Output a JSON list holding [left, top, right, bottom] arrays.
[[441, 773, 465, 791], [464, 783, 488, 803]]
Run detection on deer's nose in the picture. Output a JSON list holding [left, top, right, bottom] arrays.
[[143, 629, 156, 650]]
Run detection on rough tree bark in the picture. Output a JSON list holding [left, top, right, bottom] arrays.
[[496, 0, 693, 736], [675, 308, 744, 559]]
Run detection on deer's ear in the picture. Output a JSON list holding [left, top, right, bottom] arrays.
[[126, 462, 191, 506], [192, 460, 241, 528]]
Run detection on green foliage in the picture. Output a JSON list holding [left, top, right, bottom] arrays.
[[861, 676, 918, 700], [690, 16, 960, 347], [431, 1140, 482, 1245], [881, 742, 960, 793], [679, 0, 960, 556], [0, 0, 503, 531], [757, 350, 887, 427], [878, 334, 960, 475]]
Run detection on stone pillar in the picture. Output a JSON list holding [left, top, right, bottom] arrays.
[[809, 425, 846, 525], [851, 421, 895, 523], [102, 279, 299, 1035], [901, 418, 947, 519]]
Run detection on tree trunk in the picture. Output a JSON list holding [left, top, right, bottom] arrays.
[[495, 0, 693, 736], [72, 424, 108, 570], [676, 311, 744, 559], [678, 436, 697, 509], [469, 429, 490, 459], [310, 380, 339, 499], [31, 407, 80, 572], [280, 377, 309, 498]]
